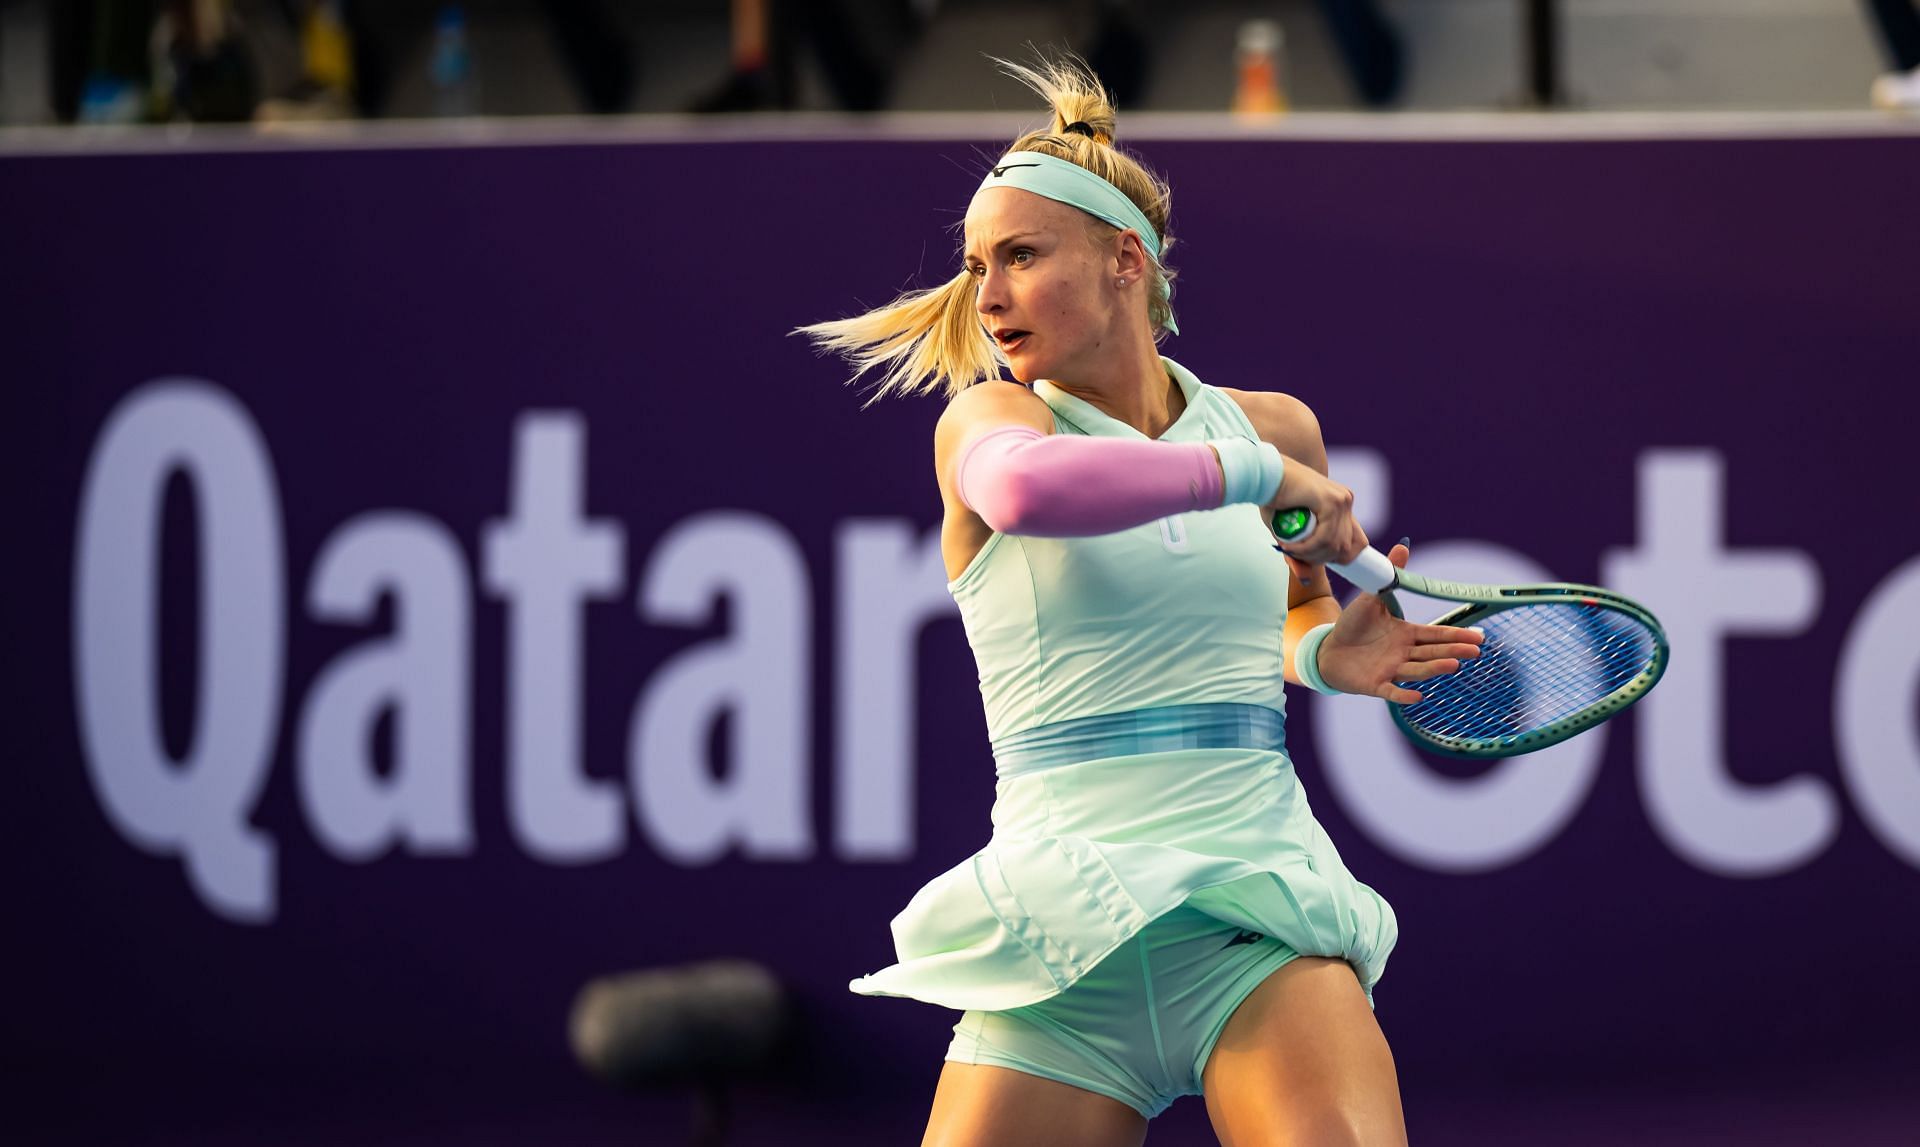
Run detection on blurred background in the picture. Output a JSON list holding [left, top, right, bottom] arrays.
[[4, 2, 1918, 1146], [3, 0, 1919, 122]]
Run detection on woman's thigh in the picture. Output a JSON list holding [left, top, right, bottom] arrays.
[[922, 1061, 1148, 1147], [1199, 957, 1408, 1147]]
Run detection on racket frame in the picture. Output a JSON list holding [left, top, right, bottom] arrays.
[[1375, 573, 1670, 759], [1271, 507, 1670, 758]]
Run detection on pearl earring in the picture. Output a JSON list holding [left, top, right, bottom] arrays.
[[1116, 278, 1128, 288]]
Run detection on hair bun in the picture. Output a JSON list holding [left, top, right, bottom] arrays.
[[1062, 121, 1098, 139]]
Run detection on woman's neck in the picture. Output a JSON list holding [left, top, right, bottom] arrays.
[[1046, 336, 1180, 438]]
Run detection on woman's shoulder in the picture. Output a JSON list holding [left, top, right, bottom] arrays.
[[943, 378, 1048, 418], [934, 379, 1054, 448], [1211, 384, 1323, 461]]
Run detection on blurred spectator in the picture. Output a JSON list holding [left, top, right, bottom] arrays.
[[51, 0, 289, 123], [257, 1, 631, 122], [1864, 0, 1920, 107], [255, 0, 370, 121], [154, 0, 258, 121], [1074, 1, 1404, 111], [1080, 1, 1404, 111], [51, 0, 257, 124], [687, 0, 1151, 114]]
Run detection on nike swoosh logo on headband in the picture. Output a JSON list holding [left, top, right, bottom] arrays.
[[990, 163, 1043, 178]]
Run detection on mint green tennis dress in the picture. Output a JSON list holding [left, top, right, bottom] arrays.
[[849, 357, 1397, 1017]]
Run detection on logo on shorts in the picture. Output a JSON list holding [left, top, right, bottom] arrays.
[[1221, 929, 1264, 950]]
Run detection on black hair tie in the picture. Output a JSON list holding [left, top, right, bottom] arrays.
[[1063, 121, 1098, 139]]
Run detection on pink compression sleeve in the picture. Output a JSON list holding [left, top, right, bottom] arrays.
[[953, 425, 1224, 537]]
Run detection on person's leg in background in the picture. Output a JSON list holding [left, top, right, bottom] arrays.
[[1081, 0, 1151, 110], [689, 0, 782, 111], [540, 0, 635, 114], [792, 0, 891, 111], [1864, 0, 1920, 107], [53, 0, 154, 123], [1865, 0, 1920, 67], [1315, 0, 1403, 107], [691, 0, 899, 113]]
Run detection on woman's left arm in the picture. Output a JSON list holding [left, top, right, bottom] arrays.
[[1218, 388, 1342, 687], [1220, 388, 1484, 697]]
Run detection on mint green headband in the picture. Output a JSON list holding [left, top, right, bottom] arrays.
[[978, 150, 1178, 334]]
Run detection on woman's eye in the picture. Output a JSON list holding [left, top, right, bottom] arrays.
[[964, 250, 1031, 276]]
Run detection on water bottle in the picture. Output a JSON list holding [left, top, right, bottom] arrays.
[[431, 4, 477, 118], [1233, 19, 1288, 117]]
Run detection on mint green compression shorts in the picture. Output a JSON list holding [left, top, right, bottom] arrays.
[[944, 902, 1303, 1119]]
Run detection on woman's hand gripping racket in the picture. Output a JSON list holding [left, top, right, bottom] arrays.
[[1273, 507, 1671, 759]]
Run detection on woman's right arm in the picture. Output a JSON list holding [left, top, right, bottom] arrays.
[[935, 381, 1261, 537], [933, 381, 1365, 557]]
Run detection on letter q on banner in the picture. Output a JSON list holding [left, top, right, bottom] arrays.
[[73, 380, 285, 922]]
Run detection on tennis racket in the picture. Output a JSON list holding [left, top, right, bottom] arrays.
[[1272, 507, 1669, 759]]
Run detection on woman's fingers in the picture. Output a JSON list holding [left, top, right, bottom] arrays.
[[1281, 513, 1361, 565], [1339, 519, 1369, 565], [1413, 624, 1485, 646], [1272, 466, 1364, 566], [1394, 658, 1462, 682], [1406, 641, 1484, 663]]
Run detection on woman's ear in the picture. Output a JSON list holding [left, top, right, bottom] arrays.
[[1112, 229, 1151, 283]]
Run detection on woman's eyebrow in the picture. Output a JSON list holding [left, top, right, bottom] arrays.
[[962, 231, 1044, 261]]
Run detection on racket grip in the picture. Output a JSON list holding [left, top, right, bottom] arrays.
[[1271, 508, 1399, 592], [1331, 547, 1397, 594]]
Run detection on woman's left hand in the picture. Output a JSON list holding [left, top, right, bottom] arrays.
[[1316, 542, 1486, 703]]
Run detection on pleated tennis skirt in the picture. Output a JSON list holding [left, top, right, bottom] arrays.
[[849, 703, 1399, 1013]]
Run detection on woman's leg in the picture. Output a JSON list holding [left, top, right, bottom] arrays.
[[1200, 957, 1408, 1147], [922, 1061, 1148, 1147]]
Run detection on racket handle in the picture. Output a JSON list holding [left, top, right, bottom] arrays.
[[1332, 547, 1398, 593], [1269, 508, 1399, 593]]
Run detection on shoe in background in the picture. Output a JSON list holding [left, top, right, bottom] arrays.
[[75, 0, 156, 123], [1870, 65, 1920, 108]]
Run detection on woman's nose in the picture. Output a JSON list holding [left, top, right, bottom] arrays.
[[975, 268, 1006, 314]]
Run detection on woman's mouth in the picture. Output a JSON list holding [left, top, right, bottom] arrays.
[[995, 329, 1031, 353]]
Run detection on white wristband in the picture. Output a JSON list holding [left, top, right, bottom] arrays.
[[1208, 438, 1285, 508], [1293, 622, 1340, 695]]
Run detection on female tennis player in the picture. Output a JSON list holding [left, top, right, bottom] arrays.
[[803, 55, 1483, 1147]]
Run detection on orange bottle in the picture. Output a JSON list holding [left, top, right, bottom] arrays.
[[1234, 19, 1288, 116]]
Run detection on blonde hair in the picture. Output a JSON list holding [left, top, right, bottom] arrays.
[[797, 53, 1178, 405]]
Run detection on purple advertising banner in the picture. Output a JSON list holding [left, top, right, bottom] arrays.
[[4, 122, 1918, 1145]]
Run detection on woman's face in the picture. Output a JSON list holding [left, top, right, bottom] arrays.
[[963, 186, 1123, 384]]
